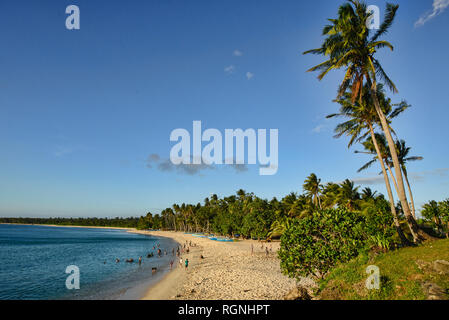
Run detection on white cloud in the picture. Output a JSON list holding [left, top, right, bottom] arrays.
[[233, 49, 243, 57], [415, 0, 449, 27], [311, 124, 326, 134], [224, 65, 235, 74], [246, 72, 254, 80]]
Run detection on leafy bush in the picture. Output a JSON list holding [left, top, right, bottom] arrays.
[[362, 197, 395, 250], [279, 208, 366, 279]]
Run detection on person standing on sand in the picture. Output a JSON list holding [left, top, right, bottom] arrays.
[[251, 244, 254, 255], [179, 257, 183, 267], [185, 258, 189, 270]]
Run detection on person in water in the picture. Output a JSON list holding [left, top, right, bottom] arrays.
[[169, 260, 174, 270], [138, 256, 142, 265]]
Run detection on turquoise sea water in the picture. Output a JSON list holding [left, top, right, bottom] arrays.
[[0, 224, 178, 300]]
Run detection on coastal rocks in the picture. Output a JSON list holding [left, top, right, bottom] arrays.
[[416, 259, 449, 275], [422, 281, 447, 300], [415, 259, 449, 300], [284, 286, 311, 300], [433, 260, 449, 275]]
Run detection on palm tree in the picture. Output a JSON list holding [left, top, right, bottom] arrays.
[[322, 182, 341, 209], [304, 0, 427, 242], [356, 134, 413, 244], [329, 85, 410, 244], [394, 140, 423, 219], [337, 179, 360, 211], [361, 187, 377, 201], [422, 201, 443, 233], [303, 173, 323, 209]]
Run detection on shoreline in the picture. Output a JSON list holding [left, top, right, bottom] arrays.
[[133, 231, 314, 300], [0, 223, 136, 231]]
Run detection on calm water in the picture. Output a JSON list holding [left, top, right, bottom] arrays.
[[0, 224, 178, 300]]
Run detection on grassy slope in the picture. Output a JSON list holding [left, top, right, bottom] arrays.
[[319, 238, 449, 300]]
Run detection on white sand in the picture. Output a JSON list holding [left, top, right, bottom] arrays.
[[132, 231, 301, 300]]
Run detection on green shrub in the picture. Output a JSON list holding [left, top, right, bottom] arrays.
[[279, 208, 366, 279]]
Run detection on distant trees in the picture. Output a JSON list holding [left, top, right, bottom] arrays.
[[0, 217, 140, 228]]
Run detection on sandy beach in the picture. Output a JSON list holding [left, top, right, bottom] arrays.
[[132, 231, 314, 300]]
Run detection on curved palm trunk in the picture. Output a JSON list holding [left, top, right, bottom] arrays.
[[369, 82, 428, 242], [369, 125, 410, 245], [317, 193, 322, 209], [402, 167, 416, 219]]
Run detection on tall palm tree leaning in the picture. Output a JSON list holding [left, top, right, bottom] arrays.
[[329, 85, 410, 244], [304, 0, 430, 242], [394, 140, 423, 219], [357, 136, 423, 221]]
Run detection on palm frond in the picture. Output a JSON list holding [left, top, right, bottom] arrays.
[[371, 3, 399, 42]]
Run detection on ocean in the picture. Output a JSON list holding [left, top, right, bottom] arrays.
[[0, 224, 178, 300]]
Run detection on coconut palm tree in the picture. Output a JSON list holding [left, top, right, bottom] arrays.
[[361, 187, 377, 201], [336, 179, 360, 211], [303, 173, 323, 209], [329, 85, 410, 244], [321, 182, 341, 209], [304, 0, 428, 242], [422, 201, 443, 233], [356, 134, 413, 244], [394, 140, 423, 219]]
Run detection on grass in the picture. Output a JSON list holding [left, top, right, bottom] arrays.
[[319, 238, 449, 300]]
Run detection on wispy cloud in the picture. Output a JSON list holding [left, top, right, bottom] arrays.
[[147, 154, 250, 175], [415, 0, 449, 27], [54, 146, 75, 157], [349, 168, 448, 185], [349, 175, 385, 185], [233, 49, 243, 57], [224, 65, 235, 74], [246, 72, 254, 80], [409, 168, 448, 182], [146, 154, 214, 175], [311, 124, 326, 134]]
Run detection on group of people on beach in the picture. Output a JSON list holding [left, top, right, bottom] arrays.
[[108, 239, 197, 274], [251, 242, 273, 257]]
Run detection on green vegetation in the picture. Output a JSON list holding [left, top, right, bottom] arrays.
[[421, 199, 449, 237], [279, 208, 366, 279], [319, 239, 449, 300]]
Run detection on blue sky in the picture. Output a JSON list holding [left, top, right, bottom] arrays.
[[0, 0, 448, 217]]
